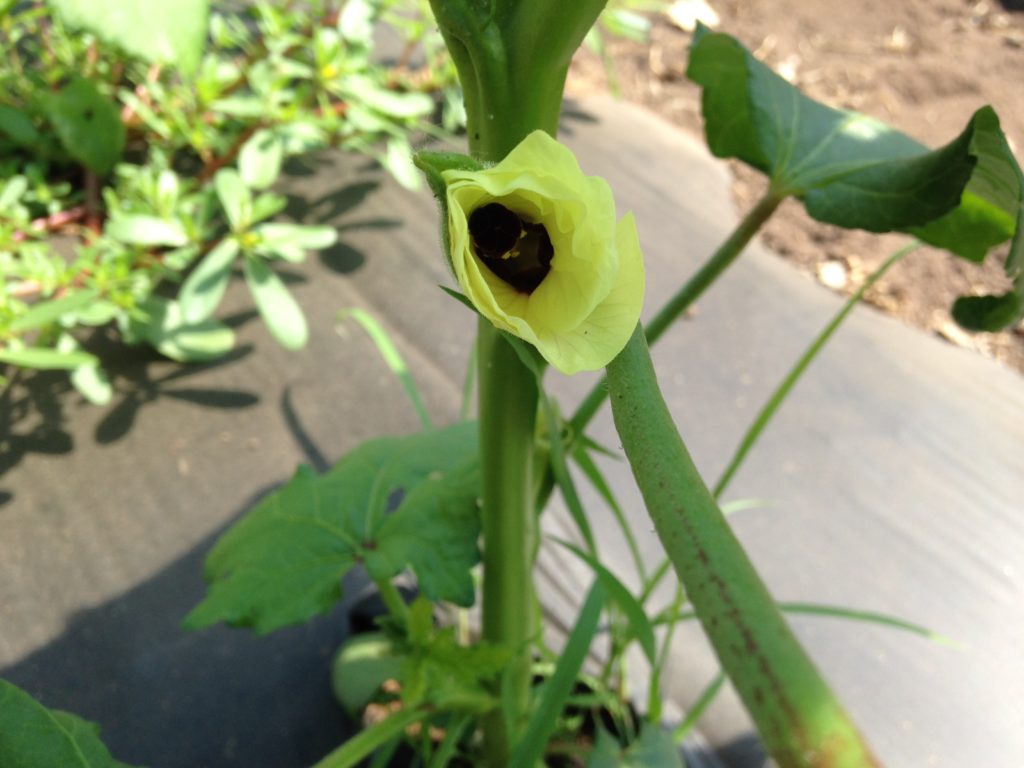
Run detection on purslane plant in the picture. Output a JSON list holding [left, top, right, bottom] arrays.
[[2, 4, 1023, 768]]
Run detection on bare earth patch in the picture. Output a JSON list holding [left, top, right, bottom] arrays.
[[569, 0, 1024, 372]]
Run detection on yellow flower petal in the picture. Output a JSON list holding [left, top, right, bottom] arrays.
[[442, 131, 645, 374]]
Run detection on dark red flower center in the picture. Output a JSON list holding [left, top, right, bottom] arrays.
[[469, 202, 554, 294]]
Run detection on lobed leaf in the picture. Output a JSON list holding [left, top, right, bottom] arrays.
[[688, 26, 1024, 329], [0, 679, 137, 768], [588, 723, 683, 768], [184, 422, 481, 634]]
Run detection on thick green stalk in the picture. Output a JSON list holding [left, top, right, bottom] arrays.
[[477, 319, 538, 763], [606, 326, 879, 767], [570, 189, 783, 434], [714, 240, 921, 498]]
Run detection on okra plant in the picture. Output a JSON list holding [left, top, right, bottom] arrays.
[[1, 2, 1021, 768]]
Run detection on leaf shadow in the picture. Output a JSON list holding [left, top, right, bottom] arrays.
[[0, 368, 76, 492], [95, 346, 260, 445], [0, 483, 372, 768]]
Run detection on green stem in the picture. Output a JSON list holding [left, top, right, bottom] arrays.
[[606, 326, 879, 767], [477, 319, 539, 764], [311, 706, 429, 768], [713, 239, 921, 498], [375, 579, 410, 625], [570, 189, 784, 434]]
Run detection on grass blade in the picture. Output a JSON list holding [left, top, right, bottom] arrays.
[[509, 581, 606, 768], [572, 442, 646, 582], [338, 308, 433, 431], [311, 706, 429, 768], [554, 537, 657, 666], [673, 672, 726, 744], [713, 240, 921, 498]]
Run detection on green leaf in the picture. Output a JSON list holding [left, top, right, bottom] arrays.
[[238, 129, 284, 190], [510, 581, 606, 768], [383, 137, 421, 191], [338, 0, 376, 44], [184, 423, 481, 634], [688, 26, 1024, 330], [70, 362, 113, 406], [9, 289, 100, 332], [130, 297, 235, 362], [105, 214, 190, 246], [179, 239, 239, 324], [0, 105, 39, 147], [254, 223, 337, 263], [105, 214, 189, 247], [214, 169, 252, 232], [243, 256, 308, 350], [952, 292, 1024, 332], [342, 77, 434, 120], [309, 707, 429, 768], [74, 301, 120, 327], [688, 28, 989, 230], [398, 598, 509, 711], [56, 333, 113, 405], [50, 0, 209, 74], [369, 455, 481, 605], [45, 78, 125, 175], [0, 346, 98, 370], [0, 678, 137, 768], [589, 723, 684, 768]]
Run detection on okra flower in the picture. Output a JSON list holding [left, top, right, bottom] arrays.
[[442, 131, 645, 375]]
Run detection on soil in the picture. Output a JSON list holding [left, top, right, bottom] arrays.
[[568, 0, 1024, 372]]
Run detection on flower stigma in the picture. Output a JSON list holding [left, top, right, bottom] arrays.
[[469, 202, 554, 294]]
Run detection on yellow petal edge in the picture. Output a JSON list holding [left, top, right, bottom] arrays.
[[442, 131, 645, 375]]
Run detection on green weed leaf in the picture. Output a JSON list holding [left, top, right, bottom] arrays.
[[238, 129, 284, 190], [0, 679, 137, 768], [105, 215, 189, 247], [242, 257, 308, 350], [0, 346, 98, 370], [45, 78, 125, 175], [214, 169, 252, 232], [9, 289, 99, 332], [0, 105, 39, 147], [51, 0, 208, 74], [254, 223, 337, 263], [184, 423, 481, 634], [130, 297, 234, 362], [179, 239, 239, 324]]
